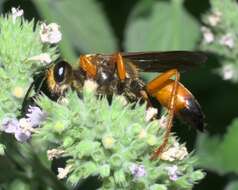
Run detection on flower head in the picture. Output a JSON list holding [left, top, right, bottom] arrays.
[[221, 64, 237, 80], [1, 117, 31, 142], [219, 33, 235, 49], [57, 165, 72, 179], [12, 86, 24, 98], [19, 118, 33, 129], [160, 142, 188, 162], [1, 117, 19, 133], [102, 135, 115, 149], [208, 11, 222, 26], [145, 107, 158, 122], [11, 7, 24, 22], [40, 23, 62, 44], [129, 163, 146, 178], [201, 26, 214, 44], [26, 106, 47, 127], [14, 129, 31, 143], [47, 148, 65, 160], [166, 165, 181, 181]]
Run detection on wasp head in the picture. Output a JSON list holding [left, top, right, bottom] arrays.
[[46, 61, 73, 100]]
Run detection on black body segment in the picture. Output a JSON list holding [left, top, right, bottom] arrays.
[[178, 97, 205, 131]]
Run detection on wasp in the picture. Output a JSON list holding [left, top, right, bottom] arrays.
[[23, 51, 207, 159]]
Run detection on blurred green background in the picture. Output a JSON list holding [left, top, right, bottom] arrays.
[[1, 0, 238, 189]]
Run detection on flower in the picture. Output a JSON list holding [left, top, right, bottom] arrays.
[[40, 23, 62, 44], [145, 107, 158, 122], [11, 7, 24, 22], [28, 53, 52, 65], [166, 165, 181, 181], [1, 117, 19, 133], [47, 149, 65, 160], [219, 33, 235, 49], [102, 135, 115, 149], [12, 86, 24, 98], [201, 26, 214, 44], [1, 117, 31, 142], [221, 64, 236, 80], [57, 165, 72, 179], [19, 118, 33, 129], [208, 11, 222, 26], [14, 129, 31, 143], [160, 142, 188, 162], [26, 106, 47, 127], [1, 108, 45, 143], [129, 163, 146, 178]]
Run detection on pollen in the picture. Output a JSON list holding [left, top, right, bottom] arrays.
[[138, 129, 147, 139], [12, 86, 24, 98], [102, 135, 115, 149]]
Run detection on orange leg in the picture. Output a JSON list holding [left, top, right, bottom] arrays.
[[114, 53, 126, 81], [79, 55, 97, 78], [146, 69, 180, 160]]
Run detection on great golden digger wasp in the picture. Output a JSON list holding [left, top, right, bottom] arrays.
[[23, 51, 207, 159]]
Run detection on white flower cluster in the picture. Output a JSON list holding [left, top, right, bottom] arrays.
[[40, 23, 62, 44], [27, 21, 63, 65], [145, 107, 158, 122], [11, 7, 24, 22], [220, 64, 238, 81], [201, 11, 235, 49], [57, 165, 72, 179], [160, 141, 188, 162], [47, 148, 65, 161]]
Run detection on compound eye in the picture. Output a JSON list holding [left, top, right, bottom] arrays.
[[53, 61, 68, 83]]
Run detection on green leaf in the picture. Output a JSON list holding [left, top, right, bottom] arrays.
[[125, 0, 200, 51], [196, 118, 238, 174], [225, 180, 238, 190], [34, 0, 117, 59], [8, 179, 31, 190]]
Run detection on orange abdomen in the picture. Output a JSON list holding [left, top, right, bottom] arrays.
[[152, 79, 204, 131], [153, 79, 191, 112]]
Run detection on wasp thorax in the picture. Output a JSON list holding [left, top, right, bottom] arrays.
[[96, 68, 115, 86]]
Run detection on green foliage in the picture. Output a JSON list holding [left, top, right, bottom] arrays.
[[0, 13, 57, 120], [125, 0, 200, 51], [34, 0, 117, 59], [186, 1, 238, 190], [197, 118, 238, 174], [35, 88, 204, 189], [225, 181, 238, 190], [196, 2, 238, 189]]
